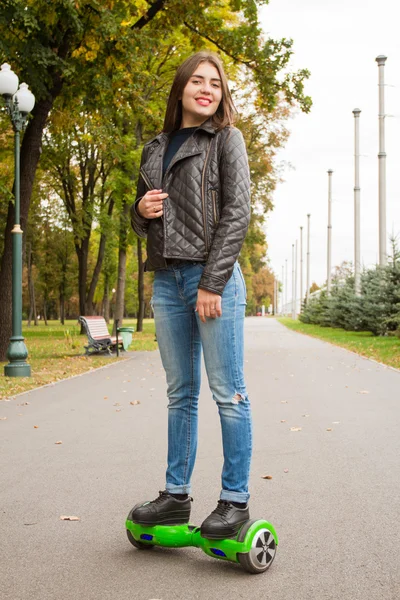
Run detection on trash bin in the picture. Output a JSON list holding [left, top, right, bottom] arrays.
[[117, 327, 135, 351]]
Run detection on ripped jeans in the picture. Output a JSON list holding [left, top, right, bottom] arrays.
[[151, 260, 252, 503]]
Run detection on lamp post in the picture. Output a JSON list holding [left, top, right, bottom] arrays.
[[376, 55, 387, 267], [327, 170, 333, 295], [0, 63, 35, 377]]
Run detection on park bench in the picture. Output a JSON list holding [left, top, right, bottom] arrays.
[[79, 316, 133, 355]]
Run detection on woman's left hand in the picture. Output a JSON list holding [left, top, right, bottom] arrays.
[[196, 289, 222, 323]]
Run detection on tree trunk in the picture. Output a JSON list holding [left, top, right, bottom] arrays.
[[43, 298, 48, 326], [76, 238, 89, 317], [59, 289, 65, 325], [27, 242, 38, 327], [113, 200, 129, 334], [103, 275, 110, 324], [137, 238, 145, 332], [0, 96, 55, 360], [86, 232, 107, 315]]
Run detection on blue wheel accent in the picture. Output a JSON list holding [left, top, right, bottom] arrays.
[[140, 534, 154, 541]]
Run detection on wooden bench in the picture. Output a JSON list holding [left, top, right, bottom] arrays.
[[79, 316, 125, 355]]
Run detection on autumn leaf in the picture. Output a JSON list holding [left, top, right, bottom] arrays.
[[130, 400, 140, 406], [261, 475, 273, 479], [60, 516, 80, 521], [290, 427, 302, 432]]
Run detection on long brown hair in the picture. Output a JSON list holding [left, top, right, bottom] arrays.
[[163, 51, 237, 133]]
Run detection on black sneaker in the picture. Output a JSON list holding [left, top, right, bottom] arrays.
[[128, 490, 192, 525], [200, 500, 250, 540]]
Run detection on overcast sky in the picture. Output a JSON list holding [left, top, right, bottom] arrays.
[[258, 0, 400, 301]]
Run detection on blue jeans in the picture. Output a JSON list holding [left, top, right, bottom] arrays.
[[151, 260, 252, 503]]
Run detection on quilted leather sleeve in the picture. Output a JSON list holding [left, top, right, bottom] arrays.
[[130, 146, 150, 238], [199, 127, 250, 295]]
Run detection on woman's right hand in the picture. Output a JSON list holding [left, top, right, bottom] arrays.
[[137, 189, 168, 219]]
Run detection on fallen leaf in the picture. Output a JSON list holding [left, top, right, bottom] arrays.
[[55, 441, 63, 445], [283, 469, 289, 473], [33, 425, 39, 429], [261, 475, 273, 479], [104, 396, 108, 400], [280, 419, 286, 423], [116, 409, 121, 412], [60, 516, 80, 521], [290, 427, 302, 432], [326, 428, 333, 431], [0, 417, 7, 421], [130, 400, 140, 406]]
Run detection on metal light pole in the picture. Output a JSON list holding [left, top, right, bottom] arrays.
[[376, 55, 387, 266], [327, 170, 333, 295], [294, 240, 298, 317], [353, 108, 362, 296], [273, 279, 276, 315], [291, 244, 295, 319], [285, 258, 288, 315], [306, 214, 311, 304], [0, 64, 35, 377], [300, 226, 303, 311]]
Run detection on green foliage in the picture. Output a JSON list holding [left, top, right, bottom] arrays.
[[300, 241, 400, 337], [0, 1, 312, 322]]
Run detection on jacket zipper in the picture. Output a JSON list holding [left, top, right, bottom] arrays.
[[201, 141, 213, 256], [140, 167, 153, 191], [141, 166, 165, 223], [211, 190, 219, 225]]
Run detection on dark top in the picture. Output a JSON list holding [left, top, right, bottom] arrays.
[[163, 127, 197, 176]]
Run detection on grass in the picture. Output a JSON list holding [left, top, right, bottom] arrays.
[[278, 317, 400, 370], [0, 319, 157, 400]]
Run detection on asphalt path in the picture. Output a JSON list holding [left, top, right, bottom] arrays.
[[1, 318, 399, 600]]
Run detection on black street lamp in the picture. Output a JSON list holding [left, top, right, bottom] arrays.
[[0, 63, 35, 377]]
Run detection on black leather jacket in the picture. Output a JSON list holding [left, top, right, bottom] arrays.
[[130, 119, 250, 295]]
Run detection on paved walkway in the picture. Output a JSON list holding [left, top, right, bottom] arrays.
[[1, 318, 399, 600]]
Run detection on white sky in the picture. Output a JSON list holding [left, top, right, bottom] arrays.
[[259, 0, 400, 300]]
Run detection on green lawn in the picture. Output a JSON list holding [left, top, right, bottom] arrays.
[[0, 319, 157, 400], [278, 317, 400, 370]]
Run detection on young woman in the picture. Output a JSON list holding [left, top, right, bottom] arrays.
[[130, 51, 252, 540]]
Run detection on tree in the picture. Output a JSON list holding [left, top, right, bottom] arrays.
[[0, 1, 311, 358]]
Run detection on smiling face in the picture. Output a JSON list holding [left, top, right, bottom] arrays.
[[180, 61, 223, 128]]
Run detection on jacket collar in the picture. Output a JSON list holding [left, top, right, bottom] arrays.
[[154, 118, 216, 143]]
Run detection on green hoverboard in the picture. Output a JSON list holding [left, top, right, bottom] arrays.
[[125, 510, 278, 574]]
